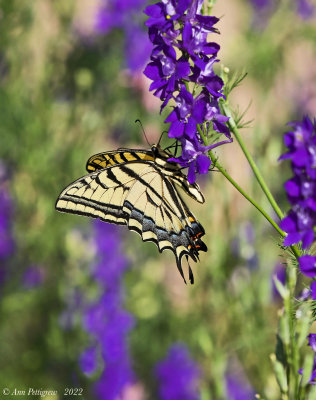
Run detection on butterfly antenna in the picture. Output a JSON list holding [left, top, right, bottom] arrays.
[[164, 140, 177, 152], [157, 130, 168, 146], [135, 119, 150, 146]]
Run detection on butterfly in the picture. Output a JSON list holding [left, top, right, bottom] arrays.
[[55, 144, 207, 283]]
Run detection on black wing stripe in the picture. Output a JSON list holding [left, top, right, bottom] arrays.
[[119, 153, 129, 162], [58, 194, 127, 216], [132, 152, 142, 160], [163, 178, 186, 220], [121, 166, 164, 202], [57, 202, 127, 226], [104, 167, 122, 187], [145, 191, 159, 207]]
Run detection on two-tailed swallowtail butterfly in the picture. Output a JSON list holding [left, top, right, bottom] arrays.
[[55, 145, 207, 283]]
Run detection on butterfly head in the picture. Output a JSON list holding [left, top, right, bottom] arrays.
[[151, 144, 174, 161]]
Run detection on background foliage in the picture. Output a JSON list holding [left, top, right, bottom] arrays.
[[0, 0, 315, 399]]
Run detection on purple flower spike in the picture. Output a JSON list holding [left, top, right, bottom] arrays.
[[279, 116, 316, 250], [144, 0, 231, 183], [78, 221, 135, 399], [155, 343, 200, 400]]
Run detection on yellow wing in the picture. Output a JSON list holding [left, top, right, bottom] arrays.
[[56, 162, 206, 283]]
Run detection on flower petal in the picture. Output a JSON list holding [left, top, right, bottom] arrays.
[[299, 255, 316, 278]]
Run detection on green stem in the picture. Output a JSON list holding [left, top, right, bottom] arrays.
[[285, 264, 299, 398], [210, 151, 286, 237], [219, 103, 301, 259], [221, 102, 284, 220], [197, 126, 285, 237]]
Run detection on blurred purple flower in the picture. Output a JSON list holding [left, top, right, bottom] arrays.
[[225, 367, 256, 400], [271, 263, 286, 301], [230, 222, 258, 271], [279, 116, 316, 255], [248, 0, 275, 30], [22, 265, 45, 289], [297, 287, 312, 301], [0, 187, 14, 260], [79, 346, 98, 376], [95, 0, 151, 72], [296, 0, 315, 19], [59, 289, 82, 330], [155, 343, 200, 400], [144, 0, 231, 183], [249, 0, 314, 29], [250, 0, 272, 8], [80, 220, 135, 400]]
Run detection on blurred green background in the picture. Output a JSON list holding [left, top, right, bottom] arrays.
[[0, 0, 315, 399]]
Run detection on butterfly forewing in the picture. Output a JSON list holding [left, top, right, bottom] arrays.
[[86, 150, 154, 172]]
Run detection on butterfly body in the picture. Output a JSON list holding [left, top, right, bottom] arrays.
[[56, 145, 207, 283]]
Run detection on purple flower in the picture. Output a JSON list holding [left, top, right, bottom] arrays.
[[79, 346, 98, 376], [22, 265, 45, 289], [308, 334, 316, 352], [59, 289, 82, 330], [299, 356, 316, 383], [124, 26, 152, 72], [80, 221, 135, 399], [96, 0, 145, 33], [155, 343, 200, 400], [182, 14, 220, 61], [144, 55, 190, 105], [169, 134, 232, 184], [165, 87, 207, 138], [0, 187, 14, 260], [297, 287, 312, 301], [271, 263, 286, 301], [225, 358, 256, 400], [299, 335, 316, 383], [298, 255, 316, 278], [296, 0, 315, 19], [279, 116, 316, 249], [95, 0, 151, 72], [250, 0, 272, 8], [144, 0, 231, 183], [311, 281, 316, 300]]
